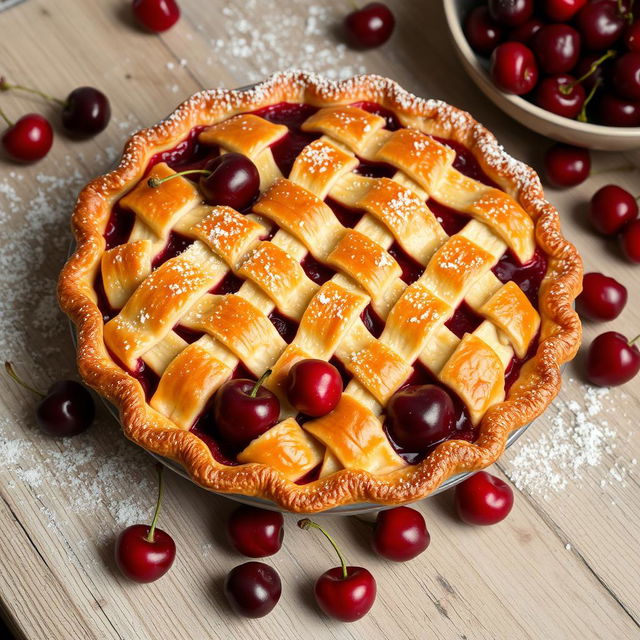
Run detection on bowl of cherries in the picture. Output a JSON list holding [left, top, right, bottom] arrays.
[[443, 0, 640, 150]]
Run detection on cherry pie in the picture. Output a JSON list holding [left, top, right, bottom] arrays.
[[59, 72, 582, 512]]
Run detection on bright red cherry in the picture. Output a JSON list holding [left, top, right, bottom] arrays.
[[488, 0, 533, 27], [586, 332, 640, 386], [589, 185, 638, 236], [200, 153, 260, 210], [621, 219, 640, 262], [115, 467, 176, 582], [227, 505, 284, 558], [597, 93, 640, 126], [543, 0, 586, 21], [387, 384, 455, 452], [532, 24, 581, 75], [509, 18, 544, 44], [372, 507, 430, 562], [544, 143, 590, 188], [576, 1, 625, 51], [299, 519, 376, 622], [224, 562, 282, 618], [490, 42, 539, 94], [455, 471, 514, 526], [624, 20, 640, 52], [612, 52, 640, 102], [576, 272, 628, 321], [1, 113, 53, 162], [214, 371, 280, 450], [464, 6, 504, 54], [132, 0, 180, 32], [62, 87, 111, 136], [344, 2, 395, 49], [535, 74, 585, 119], [286, 359, 342, 417]]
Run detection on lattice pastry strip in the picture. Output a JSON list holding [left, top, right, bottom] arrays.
[[101, 240, 153, 309]]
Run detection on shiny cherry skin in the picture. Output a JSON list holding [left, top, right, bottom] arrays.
[[132, 0, 180, 32], [2, 114, 53, 162], [488, 0, 533, 27], [387, 384, 455, 451], [36, 380, 95, 437], [576, 272, 628, 321], [372, 507, 430, 562], [612, 52, 640, 102], [490, 42, 539, 94], [597, 93, 640, 127], [532, 24, 581, 75], [544, 143, 590, 188], [286, 359, 342, 417], [344, 2, 395, 49], [224, 562, 281, 618], [455, 471, 514, 526], [535, 74, 585, 119], [315, 566, 376, 622], [576, 0, 625, 51], [227, 505, 284, 558], [589, 184, 638, 236], [586, 332, 640, 386], [509, 17, 544, 44], [214, 378, 280, 450], [115, 524, 176, 582], [62, 87, 111, 136], [464, 6, 504, 54], [543, 0, 586, 21], [199, 153, 260, 210], [621, 219, 640, 263], [624, 20, 640, 52]]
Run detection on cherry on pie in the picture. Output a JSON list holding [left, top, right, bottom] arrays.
[[59, 72, 582, 512]]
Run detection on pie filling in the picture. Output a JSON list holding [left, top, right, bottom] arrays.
[[95, 101, 546, 482]]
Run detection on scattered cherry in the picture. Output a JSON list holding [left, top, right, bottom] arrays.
[[589, 184, 638, 235], [115, 466, 176, 582], [543, 0, 586, 22], [509, 17, 544, 44], [213, 370, 280, 450], [544, 143, 591, 188], [597, 92, 640, 126], [298, 519, 376, 622], [344, 2, 395, 49], [532, 24, 581, 75], [224, 562, 282, 618], [620, 219, 640, 262], [132, 0, 180, 33], [286, 359, 342, 417], [62, 87, 111, 136], [624, 20, 640, 52], [455, 471, 514, 525], [576, 0, 625, 51], [387, 384, 455, 452], [488, 0, 533, 27], [576, 272, 627, 321], [586, 331, 640, 386], [372, 507, 430, 562], [490, 42, 539, 94], [1, 112, 53, 162], [612, 52, 640, 101], [464, 6, 504, 54], [535, 74, 586, 118], [227, 505, 284, 558]]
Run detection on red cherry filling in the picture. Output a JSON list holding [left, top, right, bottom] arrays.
[[490, 42, 539, 94], [372, 506, 430, 562], [544, 143, 591, 188], [1, 113, 53, 162], [227, 505, 284, 558], [589, 184, 638, 235], [586, 332, 640, 386], [286, 359, 342, 417], [132, 0, 180, 32], [455, 471, 514, 525], [577, 272, 627, 321], [224, 562, 281, 618], [344, 2, 395, 49]]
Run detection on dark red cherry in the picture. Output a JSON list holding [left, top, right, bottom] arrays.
[[621, 219, 640, 262], [200, 153, 260, 210], [589, 184, 638, 235], [533, 24, 581, 75], [576, 272, 628, 321], [227, 505, 284, 558], [535, 74, 585, 119], [372, 507, 430, 562], [36, 380, 96, 437], [387, 384, 455, 451], [214, 372, 280, 450], [488, 0, 533, 27], [543, 0, 586, 21], [612, 52, 640, 102], [509, 18, 544, 44], [490, 42, 539, 94], [61, 87, 111, 136], [586, 332, 640, 386], [224, 562, 281, 618], [624, 20, 640, 52], [597, 93, 640, 126], [464, 6, 505, 54], [132, 0, 180, 32], [576, 0, 625, 51], [455, 471, 514, 525], [344, 2, 395, 49], [286, 359, 342, 417], [544, 144, 591, 188], [1, 113, 53, 162], [574, 53, 612, 92]]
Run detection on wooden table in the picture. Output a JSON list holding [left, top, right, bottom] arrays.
[[0, 1, 638, 638]]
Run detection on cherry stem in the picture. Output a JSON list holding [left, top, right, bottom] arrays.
[[145, 464, 165, 544], [250, 369, 272, 398], [578, 81, 600, 123], [147, 169, 210, 188], [298, 518, 348, 580], [629, 334, 640, 346], [4, 362, 45, 397], [0, 107, 13, 127], [0, 78, 65, 107], [559, 50, 616, 96]]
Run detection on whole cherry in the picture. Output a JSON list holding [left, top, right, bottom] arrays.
[[224, 562, 282, 618], [213, 370, 280, 450], [1, 112, 53, 162], [589, 184, 638, 236], [597, 93, 640, 127], [509, 18, 544, 44], [286, 359, 342, 417], [132, 0, 180, 32], [488, 0, 533, 27], [455, 471, 514, 526], [620, 219, 640, 263], [535, 74, 586, 119], [576, 272, 628, 321], [115, 466, 176, 582], [586, 332, 640, 386], [576, 0, 625, 51], [612, 52, 640, 102], [344, 2, 395, 49], [298, 519, 376, 622], [464, 6, 504, 54], [490, 42, 539, 95], [543, 0, 586, 22], [544, 143, 591, 188], [532, 24, 581, 75], [372, 506, 430, 562], [624, 20, 640, 52], [227, 505, 284, 558]]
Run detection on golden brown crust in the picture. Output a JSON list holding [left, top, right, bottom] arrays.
[[58, 71, 582, 513]]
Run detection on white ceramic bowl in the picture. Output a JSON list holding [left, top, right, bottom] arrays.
[[443, 0, 640, 151]]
